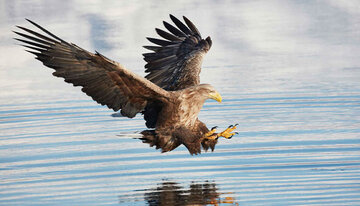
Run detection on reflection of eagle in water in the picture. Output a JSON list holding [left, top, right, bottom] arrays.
[[119, 181, 238, 205], [14, 15, 237, 155], [142, 181, 238, 206]]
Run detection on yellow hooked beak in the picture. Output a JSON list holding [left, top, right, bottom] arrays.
[[209, 91, 222, 103]]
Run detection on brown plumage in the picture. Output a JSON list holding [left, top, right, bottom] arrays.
[[14, 15, 221, 155]]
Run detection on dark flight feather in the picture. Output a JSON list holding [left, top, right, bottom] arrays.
[[183, 16, 201, 36], [169, 14, 193, 35], [155, 28, 182, 41], [163, 21, 187, 37], [146, 37, 174, 46]]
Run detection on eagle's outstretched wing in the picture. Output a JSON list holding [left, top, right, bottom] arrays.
[[14, 19, 170, 118], [143, 14, 212, 91]]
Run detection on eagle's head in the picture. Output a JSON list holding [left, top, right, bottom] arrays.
[[197, 84, 222, 103]]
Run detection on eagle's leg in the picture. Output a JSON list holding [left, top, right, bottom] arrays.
[[217, 124, 238, 139], [201, 126, 218, 141], [205, 126, 217, 137]]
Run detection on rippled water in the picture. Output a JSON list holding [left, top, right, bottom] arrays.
[[1, 1, 360, 205]]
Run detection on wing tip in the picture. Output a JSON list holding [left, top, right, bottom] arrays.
[[182, 15, 200, 36], [13, 37, 24, 43], [24, 49, 40, 56], [143, 45, 161, 52], [169, 14, 180, 22], [22, 18, 69, 44], [25, 18, 36, 26]]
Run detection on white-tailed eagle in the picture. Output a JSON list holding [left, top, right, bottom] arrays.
[[14, 15, 237, 155]]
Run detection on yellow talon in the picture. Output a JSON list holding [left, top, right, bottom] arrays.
[[217, 124, 238, 139], [201, 124, 238, 141]]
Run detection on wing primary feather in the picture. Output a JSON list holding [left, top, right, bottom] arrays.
[[20, 44, 47, 53], [155, 28, 181, 41], [24, 49, 43, 57], [163, 21, 186, 37], [169, 14, 192, 35], [143, 52, 169, 62], [145, 55, 177, 69], [13, 31, 52, 46], [14, 38, 50, 49], [143, 53, 158, 62], [183, 16, 201, 36], [146, 37, 173, 46], [142, 52, 156, 57], [25, 18, 69, 45], [143, 46, 161, 52], [16, 25, 59, 43]]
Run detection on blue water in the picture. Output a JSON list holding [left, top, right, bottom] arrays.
[[1, 1, 360, 205]]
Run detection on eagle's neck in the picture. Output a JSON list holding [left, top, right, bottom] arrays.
[[177, 89, 207, 128]]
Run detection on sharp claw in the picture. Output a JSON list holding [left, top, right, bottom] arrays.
[[211, 126, 218, 130], [228, 125, 233, 128], [234, 123, 239, 127], [235, 132, 239, 135]]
